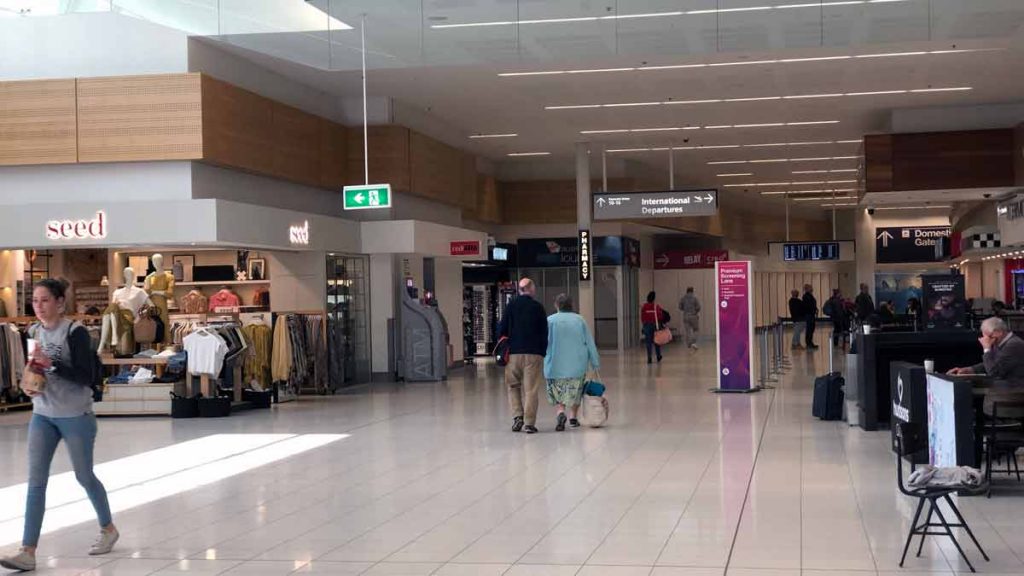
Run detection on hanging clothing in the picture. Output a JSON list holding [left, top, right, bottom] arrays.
[[183, 330, 229, 376], [252, 287, 270, 309], [271, 315, 293, 383], [0, 323, 26, 397], [242, 323, 272, 390], [209, 289, 241, 312], [179, 290, 208, 315]]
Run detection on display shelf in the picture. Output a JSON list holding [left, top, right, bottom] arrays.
[[175, 281, 270, 287]]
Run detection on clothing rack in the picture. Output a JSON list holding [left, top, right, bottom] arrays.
[[0, 322, 28, 412], [272, 310, 327, 397]]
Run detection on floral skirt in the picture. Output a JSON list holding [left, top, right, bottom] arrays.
[[546, 376, 585, 407]]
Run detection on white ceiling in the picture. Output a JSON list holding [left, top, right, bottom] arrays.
[[193, 0, 1024, 216]]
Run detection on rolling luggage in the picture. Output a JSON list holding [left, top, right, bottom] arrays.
[[813, 373, 845, 420], [812, 341, 845, 421]]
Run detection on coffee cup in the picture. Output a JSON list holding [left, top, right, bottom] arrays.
[[924, 359, 935, 373], [862, 325, 872, 335]]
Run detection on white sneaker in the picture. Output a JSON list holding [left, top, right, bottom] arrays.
[[0, 549, 36, 571], [690, 343, 699, 350], [88, 528, 119, 556]]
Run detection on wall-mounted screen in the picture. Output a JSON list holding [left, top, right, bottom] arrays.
[[783, 242, 840, 262]]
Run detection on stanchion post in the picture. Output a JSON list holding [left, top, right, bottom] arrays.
[[758, 327, 769, 387], [763, 327, 778, 383]]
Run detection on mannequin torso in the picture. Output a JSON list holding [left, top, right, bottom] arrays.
[[112, 286, 149, 318]]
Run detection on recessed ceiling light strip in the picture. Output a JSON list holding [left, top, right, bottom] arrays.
[[507, 152, 551, 157], [546, 87, 970, 110], [439, 0, 914, 29], [761, 188, 858, 195], [709, 156, 861, 165], [583, 120, 839, 135], [469, 133, 518, 139], [605, 140, 859, 153], [717, 173, 754, 177], [498, 48, 998, 77]]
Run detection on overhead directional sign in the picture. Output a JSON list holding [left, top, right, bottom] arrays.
[[343, 183, 392, 210], [875, 226, 951, 263], [593, 189, 718, 220]]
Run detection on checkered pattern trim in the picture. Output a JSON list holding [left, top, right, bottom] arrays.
[[970, 232, 1001, 249]]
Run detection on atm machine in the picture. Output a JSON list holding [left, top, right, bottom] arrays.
[[399, 285, 449, 382]]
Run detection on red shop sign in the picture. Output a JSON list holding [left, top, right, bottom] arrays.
[[654, 249, 729, 270], [450, 241, 481, 257]]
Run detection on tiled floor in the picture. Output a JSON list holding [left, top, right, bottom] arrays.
[[1, 342, 1023, 575]]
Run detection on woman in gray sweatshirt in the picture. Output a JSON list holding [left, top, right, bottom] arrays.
[[0, 279, 118, 572]]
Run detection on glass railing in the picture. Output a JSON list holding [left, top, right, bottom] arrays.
[[2, 0, 1021, 72]]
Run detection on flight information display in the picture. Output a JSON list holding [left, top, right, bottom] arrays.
[[783, 242, 840, 261]]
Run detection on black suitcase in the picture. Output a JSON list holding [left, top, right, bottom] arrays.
[[813, 372, 845, 420]]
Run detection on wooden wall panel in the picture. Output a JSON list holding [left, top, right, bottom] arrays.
[[201, 75, 274, 176], [475, 175, 502, 224], [346, 126, 411, 193], [318, 121, 348, 189], [78, 74, 202, 162], [0, 79, 77, 165], [866, 129, 1014, 193], [409, 130, 469, 206]]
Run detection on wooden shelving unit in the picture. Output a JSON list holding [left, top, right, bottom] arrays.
[[175, 280, 270, 287]]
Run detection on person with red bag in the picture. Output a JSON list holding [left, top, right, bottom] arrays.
[[640, 291, 670, 364]]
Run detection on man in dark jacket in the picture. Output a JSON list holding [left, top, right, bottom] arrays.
[[789, 289, 805, 349], [854, 283, 874, 323], [497, 278, 548, 434], [802, 284, 819, 349]]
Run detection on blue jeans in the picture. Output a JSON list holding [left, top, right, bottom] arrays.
[[23, 413, 111, 547], [642, 323, 661, 362]]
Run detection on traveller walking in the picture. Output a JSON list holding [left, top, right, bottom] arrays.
[[803, 284, 819, 349], [824, 289, 850, 348], [854, 283, 874, 324], [544, 294, 600, 431], [497, 278, 548, 434], [1, 279, 118, 573], [640, 291, 668, 364], [679, 287, 702, 350], [789, 289, 806, 349]]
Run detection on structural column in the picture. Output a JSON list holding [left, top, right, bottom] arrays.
[[576, 142, 595, 328]]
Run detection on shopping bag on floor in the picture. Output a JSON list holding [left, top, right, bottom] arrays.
[[581, 374, 609, 427]]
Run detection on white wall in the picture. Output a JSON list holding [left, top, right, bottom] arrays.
[[0, 162, 192, 204], [0, 13, 188, 80], [187, 38, 345, 124], [266, 251, 326, 312], [891, 102, 1024, 133], [369, 253, 394, 375], [433, 258, 465, 364], [191, 163, 344, 217], [981, 259, 1006, 301]]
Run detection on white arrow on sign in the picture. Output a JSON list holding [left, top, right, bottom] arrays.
[[705, 194, 714, 203], [354, 192, 365, 204], [596, 197, 607, 207], [877, 230, 894, 247], [656, 254, 671, 267]]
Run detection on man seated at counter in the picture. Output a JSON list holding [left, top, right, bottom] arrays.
[[947, 317, 1024, 381]]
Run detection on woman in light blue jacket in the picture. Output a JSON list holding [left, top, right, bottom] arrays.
[[544, 294, 600, 431]]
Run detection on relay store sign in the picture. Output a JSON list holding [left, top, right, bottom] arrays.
[[343, 184, 392, 210], [449, 241, 481, 257], [654, 249, 728, 270], [875, 226, 951, 264], [45, 211, 106, 241], [594, 190, 718, 220]]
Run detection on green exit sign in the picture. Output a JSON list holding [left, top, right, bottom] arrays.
[[343, 184, 392, 210]]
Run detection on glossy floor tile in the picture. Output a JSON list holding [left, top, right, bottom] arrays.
[[1, 339, 1023, 575]]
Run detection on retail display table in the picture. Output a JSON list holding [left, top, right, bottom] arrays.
[[95, 355, 181, 416]]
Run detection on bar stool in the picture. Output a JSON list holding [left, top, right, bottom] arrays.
[[895, 436, 989, 573], [983, 400, 1024, 497]]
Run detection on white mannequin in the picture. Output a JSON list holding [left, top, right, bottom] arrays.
[[99, 267, 150, 353]]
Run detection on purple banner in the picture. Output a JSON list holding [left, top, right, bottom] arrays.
[[716, 261, 753, 391]]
